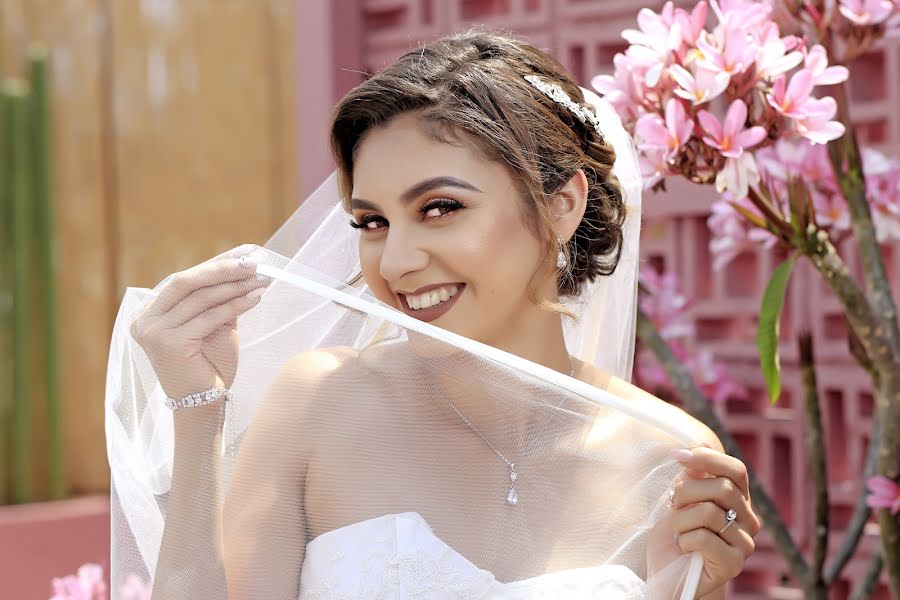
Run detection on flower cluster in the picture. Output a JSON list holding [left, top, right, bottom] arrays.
[[50, 565, 106, 600], [866, 475, 900, 515], [708, 139, 900, 268], [837, 0, 900, 27], [50, 565, 150, 600], [593, 0, 854, 198], [637, 266, 747, 403]]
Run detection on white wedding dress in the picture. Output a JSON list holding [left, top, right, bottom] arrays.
[[297, 512, 646, 599]]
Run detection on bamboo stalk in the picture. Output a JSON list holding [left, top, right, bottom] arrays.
[[4, 79, 32, 504], [0, 74, 12, 505], [28, 47, 64, 499]]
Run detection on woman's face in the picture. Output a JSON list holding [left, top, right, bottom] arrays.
[[350, 113, 554, 346]]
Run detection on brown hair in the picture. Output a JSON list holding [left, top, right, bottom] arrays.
[[330, 30, 625, 299]]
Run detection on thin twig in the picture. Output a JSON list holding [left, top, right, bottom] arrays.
[[848, 550, 884, 600], [636, 309, 810, 583], [825, 415, 880, 584]]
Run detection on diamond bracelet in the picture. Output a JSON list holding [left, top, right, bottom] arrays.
[[165, 387, 232, 411]]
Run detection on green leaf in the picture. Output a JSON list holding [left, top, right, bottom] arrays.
[[757, 256, 796, 405]]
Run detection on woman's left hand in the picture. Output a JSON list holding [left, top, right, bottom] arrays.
[[669, 443, 761, 598]]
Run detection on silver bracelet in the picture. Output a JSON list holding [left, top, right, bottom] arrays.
[[165, 387, 232, 410]]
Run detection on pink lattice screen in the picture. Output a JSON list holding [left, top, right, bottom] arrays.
[[297, 1, 899, 597]]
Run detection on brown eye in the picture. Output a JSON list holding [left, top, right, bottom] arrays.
[[349, 215, 387, 230], [419, 198, 464, 220]]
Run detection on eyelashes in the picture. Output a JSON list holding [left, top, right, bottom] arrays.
[[349, 198, 465, 230]]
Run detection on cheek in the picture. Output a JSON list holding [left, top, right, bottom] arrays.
[[358, 241, 395, 305], [456, 212, 543, 294]]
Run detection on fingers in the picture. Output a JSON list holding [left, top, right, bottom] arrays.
[[150, 246, 261, 317], [162, 276, 270, 329], [176, 287, 267, 342], [672, 476, 761, 538], [672, 501, 755, 558], [670, 447, 750, 499], [675, 527, 746, 581]]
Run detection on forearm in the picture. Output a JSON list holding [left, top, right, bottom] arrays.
[[152, 403, 228, 599]]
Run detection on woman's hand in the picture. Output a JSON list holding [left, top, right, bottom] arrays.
[[669, 442, 761, 598], [130, 244, 270, 400]]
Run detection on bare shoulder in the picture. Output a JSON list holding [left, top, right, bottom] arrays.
[[577, 360, 723, 451], [256, 346, 363, 428]]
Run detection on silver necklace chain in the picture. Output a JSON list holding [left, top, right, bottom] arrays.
[[447, 354, 575, 506]]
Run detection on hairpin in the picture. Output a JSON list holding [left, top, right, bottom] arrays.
[[524, 74, 604, 140]]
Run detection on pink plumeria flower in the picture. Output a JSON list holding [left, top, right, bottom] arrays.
[[635, 98, 694, 159], [50, 564, 107, 600], [592, 53, 650, 126], [866, 475, 900, 514], [754, 25, 804, 81], [709, 0, 773, 31], [674, 1, 709, 47], [708, 199, 756, 269], [621, 5, 684, 86], [716, 153, 761, 199], [698, 99, 767, 159], [120, 575, 153, 600], [863, 148, 900, 241], [792, 97, 847, 144], [839, 0, 895, 25], [695, 27, 757, 76], [687, 349, 748, 404], [639, 267, 695, 339], [708, 196, 775, 268], [812, 189, 852, 232], [767, 69, 815, 118], [804, 45, 849, 86], [639, 147, 670, 189], [803, 44, 850, 85], [670, 64, 730, 105]]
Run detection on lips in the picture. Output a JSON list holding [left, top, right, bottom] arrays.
[[398, 283, 466, 323]]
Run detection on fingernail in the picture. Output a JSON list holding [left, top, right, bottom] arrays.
[[668, 448, 693, 463], [246, 288, 265, 301], [255, 273, 270, 282], [701, 442, 713, 449], [239, 256, 253, 268]]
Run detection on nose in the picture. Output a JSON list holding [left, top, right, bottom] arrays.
[[379, 226, 429, 284]]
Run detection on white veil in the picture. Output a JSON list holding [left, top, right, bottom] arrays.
[[104, 88, 704, 599]]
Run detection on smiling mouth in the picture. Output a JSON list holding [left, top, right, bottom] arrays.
[[398, 284, 466, 323]]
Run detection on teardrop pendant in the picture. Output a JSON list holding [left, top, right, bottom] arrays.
[[506, 463, 519, 505]]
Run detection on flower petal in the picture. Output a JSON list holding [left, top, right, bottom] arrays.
[[736, 126, 768, 149]]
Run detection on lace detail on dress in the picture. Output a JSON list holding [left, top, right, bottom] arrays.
[[298, 513, 646, 600]]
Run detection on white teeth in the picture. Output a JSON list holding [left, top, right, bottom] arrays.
[[406, 285, 459, 310]]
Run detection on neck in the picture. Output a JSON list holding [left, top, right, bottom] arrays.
[[438, 295, 576, 460]]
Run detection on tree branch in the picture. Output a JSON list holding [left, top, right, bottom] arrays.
[[849, 550, 884, 600], [636, 309, 810, 583], [825, 414, 880, 584], [799, 332, 829, 595]]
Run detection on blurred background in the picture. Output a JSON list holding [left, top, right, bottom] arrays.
[[0, 0, 897, 598]]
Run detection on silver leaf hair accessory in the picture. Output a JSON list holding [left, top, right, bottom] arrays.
[[524, 74, 604, 141]]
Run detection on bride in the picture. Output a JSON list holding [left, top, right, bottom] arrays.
[[110, 31, 759, 599]]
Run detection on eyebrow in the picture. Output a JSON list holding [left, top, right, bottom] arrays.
[[350, 176, 483, 211]]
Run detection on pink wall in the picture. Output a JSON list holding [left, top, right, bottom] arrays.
[[296, 1, 898, 597]]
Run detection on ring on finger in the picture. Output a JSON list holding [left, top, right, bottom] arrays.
[[717, 508, 737, 534]]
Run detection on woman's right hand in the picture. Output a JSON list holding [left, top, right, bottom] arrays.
[[130, 244, 271, 401]]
